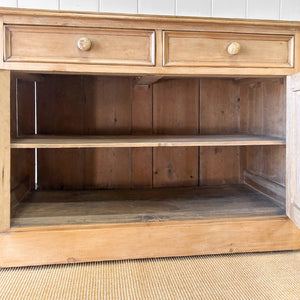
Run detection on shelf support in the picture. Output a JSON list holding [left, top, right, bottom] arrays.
[[135, 75, 163, 86]]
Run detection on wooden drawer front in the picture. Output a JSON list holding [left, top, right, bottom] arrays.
[[163, 31, 294, 68], [4, 25, 155, 66]]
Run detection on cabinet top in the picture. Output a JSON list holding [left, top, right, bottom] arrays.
[[1, 7, 300, 76], [0, 7, 300, 28]]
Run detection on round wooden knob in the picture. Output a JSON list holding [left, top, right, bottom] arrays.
[[77, 37, 92, 51], [227, 42, 241, 55]]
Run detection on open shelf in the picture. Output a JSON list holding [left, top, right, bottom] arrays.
[[11, 185, 285, 228], [11, 134, 286, 149]]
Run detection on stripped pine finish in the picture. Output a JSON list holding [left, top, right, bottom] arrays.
[[11, 134, 285, 148], [0, 8, 300, 267], [0, 70, 10, 232], [11, 185, 285, 228]]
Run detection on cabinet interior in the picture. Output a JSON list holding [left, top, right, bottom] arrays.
[[9, 73, 287, 228]]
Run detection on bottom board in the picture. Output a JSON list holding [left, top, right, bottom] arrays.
[[1, 216, 300, 267], [11, 185, 285, 227]]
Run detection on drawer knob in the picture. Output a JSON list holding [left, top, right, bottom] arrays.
[[227, 42, 241, 55], [77, 37, 92, 51]]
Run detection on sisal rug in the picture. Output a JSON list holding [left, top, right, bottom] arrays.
[[1, 251, 299, 299]]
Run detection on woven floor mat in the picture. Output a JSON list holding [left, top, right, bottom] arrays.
[[1, 251, 300, 299]]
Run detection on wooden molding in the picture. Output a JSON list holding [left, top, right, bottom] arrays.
[[244, 170, 286, 208]]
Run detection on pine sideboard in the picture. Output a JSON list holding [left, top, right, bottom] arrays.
[[0, 8, 300, 267]]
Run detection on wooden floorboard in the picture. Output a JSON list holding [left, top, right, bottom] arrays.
[[11, 185, 285, 227]]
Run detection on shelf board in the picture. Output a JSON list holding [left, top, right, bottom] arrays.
[[11, 134, 286, 149], [11, 184, 285, 228]]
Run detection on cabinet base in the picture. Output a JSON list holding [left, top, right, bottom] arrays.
[[1, 216, 300, 267]]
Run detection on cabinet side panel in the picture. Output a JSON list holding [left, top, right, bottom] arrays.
[[287, 73, 300, 228], [153, 79, 199, 187], [240, 79, 286, 185], [0, 70, 10, 232], [10, 75, 35, 205]]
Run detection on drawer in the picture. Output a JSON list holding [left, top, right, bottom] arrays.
[[163, 31, 294, 68], [4, 25, 155, 66]]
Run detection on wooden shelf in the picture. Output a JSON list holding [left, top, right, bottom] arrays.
[[11, 185, 285, 228], [10, 134, 286, 149]]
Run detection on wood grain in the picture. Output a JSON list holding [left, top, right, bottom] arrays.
[[5, 25, 155, 66], [244, 170, 285, 208], [1, 11, 297, 76], [163, 31, 294, 68], [131, 85, 153, 188], [240, 78, 286, 185], [153, 79, 199, 187], [200, 79, 240, 134], [1, 8, 299, 267], [286, 73, 300, 228], [200, 147, 241, 185], [10, 74, 35, 194], [36, 75, 133, 189], [1, 217, 300, 267], [0, 70, 10, 232], [11, 185, 284, 227], [11, 134, 285, 149], [199, 79, 241, 185]]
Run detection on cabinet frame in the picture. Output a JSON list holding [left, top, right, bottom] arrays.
[[0, 8, 300, 267]]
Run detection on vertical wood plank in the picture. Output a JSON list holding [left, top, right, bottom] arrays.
[[153, 79, 199, 187], [247, 82, 264, 134], [200, 79, 240, 134], [37, 75, 85, 189], [131, 84, 153, 188], [131, 148, 153, 188], [83, 76, 132, 135], [153, 147, 198, 187], [17, 79, 35, 135], [200, 79, 241, 185], [37, 75, 133, 189], [83, 76, 132, 188], [37, 149, 85, 190], [239, 146, 247, 182], [200, 147, 240, 185], [239, 85, 249, 133], [37, 75, 85, 134], [262, 79, 286, 138], [85, 148, 131, 189], [0, 70, 11, 232]]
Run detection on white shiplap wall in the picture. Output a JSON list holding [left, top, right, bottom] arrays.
[[0, 0, 300, 21]]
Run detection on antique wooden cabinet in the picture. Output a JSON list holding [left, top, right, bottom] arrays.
[[0, 8, 300, 267]]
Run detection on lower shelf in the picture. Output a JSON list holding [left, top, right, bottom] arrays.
[[11, 184, 285, 228]]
